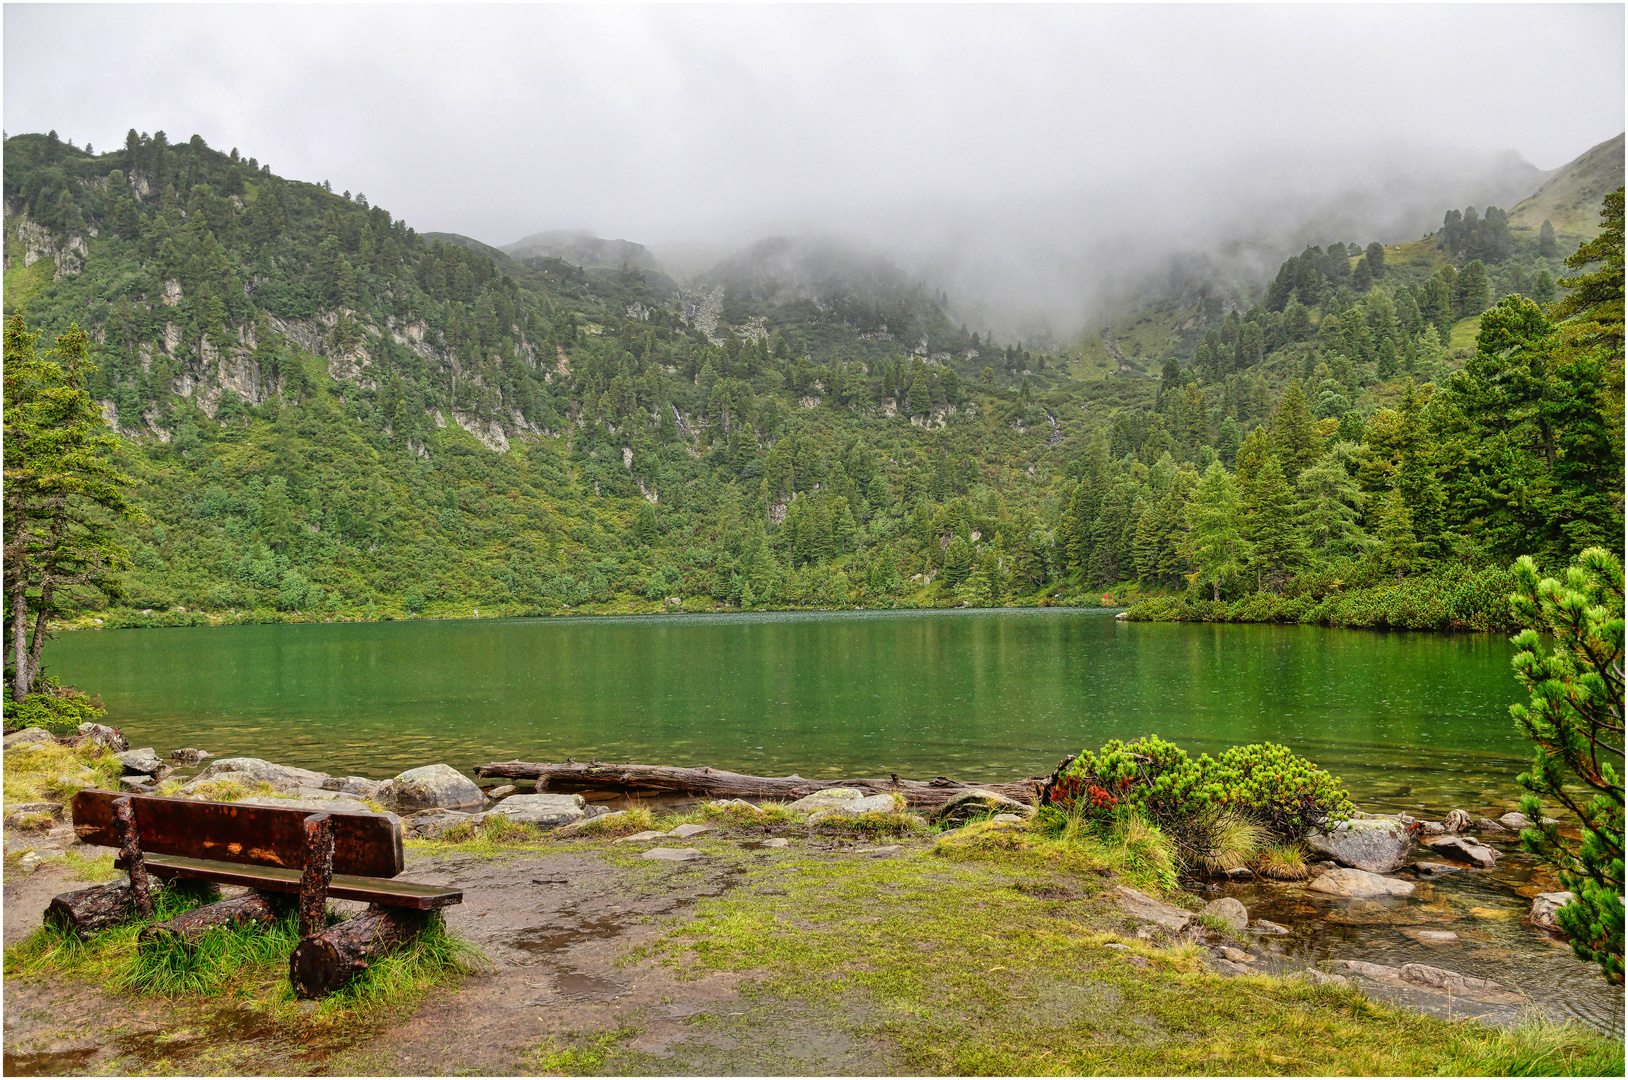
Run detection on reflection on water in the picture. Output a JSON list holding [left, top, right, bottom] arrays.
[[51, 608, 1531, 809]]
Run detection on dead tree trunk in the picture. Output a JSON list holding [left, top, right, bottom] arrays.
[[288, 906, 431, 999], [474, 760, 1047, 809], [137, 892, 292, 951], [298, 813, 334, 939], [45, 881, 140, 938], [114, 796, 153, 918]]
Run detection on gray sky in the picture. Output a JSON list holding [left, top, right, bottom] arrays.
[[5, 3, 1623, 332]]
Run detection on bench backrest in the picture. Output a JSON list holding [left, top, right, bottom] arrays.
[[72, 790, 405, 878]]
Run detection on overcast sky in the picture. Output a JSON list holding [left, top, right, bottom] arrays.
[[5, 3, 1623, 331]]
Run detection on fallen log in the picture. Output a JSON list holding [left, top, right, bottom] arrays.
[[473, 760, 1048, 809], [137, 891, 292, 950], [289, 906, 432, 999], [45, 880, 140, 939]]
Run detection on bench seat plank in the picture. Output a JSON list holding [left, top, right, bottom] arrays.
[[118, 854, 463, 911]]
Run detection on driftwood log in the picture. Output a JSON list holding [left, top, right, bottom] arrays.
[[137, 891, 292, 950], [474, 760, 1049, 809], [289, 906, 431, 999], [45, 880, 140, 938]]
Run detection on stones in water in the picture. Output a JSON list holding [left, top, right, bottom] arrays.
[[1403, 929, 1459, 944], [1198, 896, 1249, 932], [169, 747, 213, 764], [1303, 818, 1415, 874], [1422, 835, 1498, 868], [485, 792, 586, 828], [180, 757, 329, 797], [3, 727, 56, 750], [378, 764, 485, 813], [1527, 891, 1575, 932], [928, 789, 1035, 826], [1476, 818, 1507, 834], [1251, 919, 1291, 935], [1413, 861, 1463, 877], [1305, 867, 1417, 898], [119, 777, 156, 793], [1333, 959, 1522, 1004], [1499, 811, 1532, 830], [1216, 945, 1253, 962], [640, 847, 705, 862], [1443, 809, 1473, 833], [1113, 885, 1192, 931], [484, 785, 519, 800], [115, 748, 171, 780], [668, 823, 712, 839]]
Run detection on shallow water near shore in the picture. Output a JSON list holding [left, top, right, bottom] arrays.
[[42, 607, 1625, 1036]]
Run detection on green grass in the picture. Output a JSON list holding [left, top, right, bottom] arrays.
[[1449, 314, 1484, 354], [3, 254, 57, 312], [2, 739, 124, 805]]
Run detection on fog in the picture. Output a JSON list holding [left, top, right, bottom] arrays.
[[6, 4, 1623, 338]]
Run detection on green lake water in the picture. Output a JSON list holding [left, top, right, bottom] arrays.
[[49, 608, 1530, 813]]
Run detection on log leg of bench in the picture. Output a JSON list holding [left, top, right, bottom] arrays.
[[45, 881, 140, 939], [137, 890, 293, 951], [298, 813, 334, 938], [289, 906, 432, 999], [114, 796, 153, 919]]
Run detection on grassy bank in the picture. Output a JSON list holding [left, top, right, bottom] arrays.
[[1123, 564, 1522, 632]]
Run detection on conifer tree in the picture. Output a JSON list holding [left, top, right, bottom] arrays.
[[1183, 462, 1249, 600], [1269, 380, 1318, 482], [1244, 456, 1303, 591], [1295, 446, 1372, 557], [1374, 487, 1420, 583]]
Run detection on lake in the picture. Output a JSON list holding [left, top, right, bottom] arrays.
[[48, 608, 1530, 813]]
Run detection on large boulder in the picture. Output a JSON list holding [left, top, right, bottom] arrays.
[[169, 747, 213, 765], [1198, 896, 1249, 932], [808, 793, 897, 822], [115, 748, 171, 780], [1304, 818, 1414, 873], [483, 792, 586, 828], [1306, 867, 1417, 898], [3, 802, 64, 829], [929, 789, 1035, 826], [1423, 835, 1498, 867], [77, 723, 129, 752], [378, 764, 485, 813], [1113, 885, 1193, 931], [179, 757, 329, 796], [3, 727, 56, 750], [786, 788, 867, 813], [320, 775, 385, 799], [1528, 891, 1575, 932]]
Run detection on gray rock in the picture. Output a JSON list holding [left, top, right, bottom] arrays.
[[807, 794, 897, 823], [4, 727, 56, 750], [1423, 835, 1498, 868], [668, 823, 712, 839], [708, 798, 764, 813], [1499, 811, 1533, 830], [9, 743, 47, 756], [555, 809, 627, 836], [1443, 809, 1473, 833], [485, 792, 586, 828], [1528, 891, 1575, 932], [1224, 866, 1254, 880], [1114, 885, 1193, 931], [640, 846, 705, 862], [1414, 861, 1463, 876], [1403, 929, 1459, 944], [1216, 945, 1253, 962], [76, 723, 128, 751], [236, 796, 375, 814], [1306, 867, 1417, 898], [1336, 958, 1403, 980], [928, 789, 1034, 826], [115, 748, 172, 779], [378, 764, 485, 814], [1476, 818, 1507, 834], [1251, 919, 1291, 935], [989, 813, 1023, 824], [119, 776, 156, 793], [1198, 896, 1249, 932], [169, 747, 213, 765], [405, 810, 475, 838], [759, 837, 789, 849], [1304, 818, 1414, 874], [290, 786, 377, 804], [3, 802, 64, 828], [1291, 968, 1349, 986], [485, 785, 519, 800], [786, 788, 867, 813], [1103, 942, 1132, 951], [614, 830, 669, 844], [180, 757, 329, 796], [18, 847, 65, 872], [1415, 820, 1446, 835], [1396, 963, 1522, 1003], [52, 775, 96, 795], [333, 776, 384, 799]]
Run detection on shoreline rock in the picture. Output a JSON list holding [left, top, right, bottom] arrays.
[[1306, 867, 1417, 898], [1304, 818, 1414, 873]]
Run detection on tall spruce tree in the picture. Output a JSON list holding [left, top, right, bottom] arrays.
[[1183, 462, 1250, 600]]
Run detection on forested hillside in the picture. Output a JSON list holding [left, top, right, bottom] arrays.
[[3, 128, 1622, 631]]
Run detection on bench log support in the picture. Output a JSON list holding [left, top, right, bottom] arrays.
[[298, 813, 334, 938], [45, 880, 141, 939], [290, 906, 432, 999], [138, 891, 293, 951], [114, 796, 153, 918]]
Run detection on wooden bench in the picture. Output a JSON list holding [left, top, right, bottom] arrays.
[[48, 790, 462, 998]]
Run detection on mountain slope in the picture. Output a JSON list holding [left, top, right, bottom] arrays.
[[1509, 132, 1625, 237]]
